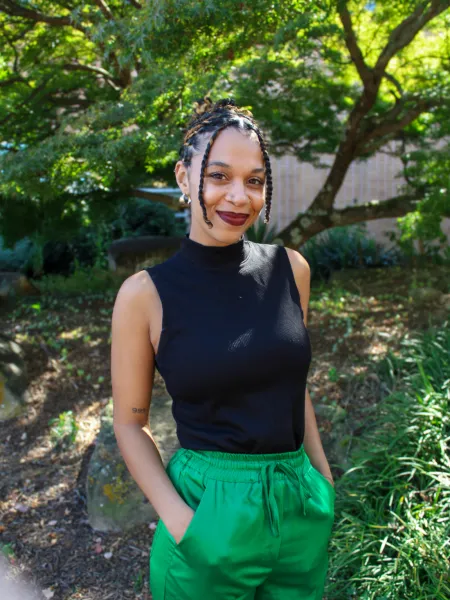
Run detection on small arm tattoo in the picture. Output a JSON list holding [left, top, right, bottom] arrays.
[[132, 408, 147, 413]]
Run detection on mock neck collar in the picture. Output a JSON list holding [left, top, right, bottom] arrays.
[[179, 233, 250, 269]]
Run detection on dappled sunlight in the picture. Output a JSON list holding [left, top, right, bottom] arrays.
[[18, 400, 105, 464]]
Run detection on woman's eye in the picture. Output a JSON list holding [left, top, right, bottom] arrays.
[[209, 173, 264, 185]]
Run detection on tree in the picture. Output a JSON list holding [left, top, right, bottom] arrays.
[[1, 1, 449, 250], [229, 0, 450, 247], [0, 0, 307, 244]]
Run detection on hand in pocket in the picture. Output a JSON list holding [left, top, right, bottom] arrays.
[[168, 504, 196, 545]]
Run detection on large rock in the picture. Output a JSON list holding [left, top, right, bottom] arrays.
[[86, 390, 179, 532], [0, 334, 28, 421], [107, 236, 183, 274]]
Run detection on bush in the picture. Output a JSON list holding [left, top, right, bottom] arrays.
[[300, 223, 404, 282], [33, 198, 185, 277], [0, 236, 37, 273], [327, 324, 450, 599], [32, 265, 126, 296], [110, 198, 185, 239], [245, 218, 278, 243]]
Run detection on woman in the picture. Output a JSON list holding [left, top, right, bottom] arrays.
[[111, 97, 335, 599]]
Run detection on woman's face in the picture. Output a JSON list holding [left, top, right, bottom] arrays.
[[175, 126, 266, 246]]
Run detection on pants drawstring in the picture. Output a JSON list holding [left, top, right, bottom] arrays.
[[261, 462, 312, 537]]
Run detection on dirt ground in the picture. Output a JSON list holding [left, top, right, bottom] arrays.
[[1, 263, 448, 600]]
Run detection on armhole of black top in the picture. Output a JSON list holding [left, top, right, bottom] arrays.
[[279, 246, 305, 321], [143, 266, 165, 366]]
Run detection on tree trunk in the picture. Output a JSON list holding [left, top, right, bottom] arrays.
[[272, 192, 423, 248]]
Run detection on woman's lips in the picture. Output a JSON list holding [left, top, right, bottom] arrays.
[[217, 211, 249, 226]]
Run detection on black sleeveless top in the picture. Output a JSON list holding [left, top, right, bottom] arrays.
[[144, 233, 312, 454]]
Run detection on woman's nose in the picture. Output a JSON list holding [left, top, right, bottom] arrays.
[[227, 182, 249, 203]]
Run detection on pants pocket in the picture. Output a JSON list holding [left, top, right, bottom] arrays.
[[150, 519, 162, 557], [304, 461, 335, 525], [164, 476, 211, 549], [309, 464, 336, 498]]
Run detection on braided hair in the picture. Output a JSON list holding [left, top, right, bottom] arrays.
[[179, 96, 273, 228]]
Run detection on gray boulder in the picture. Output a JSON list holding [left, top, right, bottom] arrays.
[[86, 390, 179, 532]]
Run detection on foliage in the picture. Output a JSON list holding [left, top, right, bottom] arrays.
[[32, 265, 126, 296], [245, 218, 278, 243], [48, 410, 79, 449], [327, 324, 450, 598], [0, 1, 449, 248], [300, 223, 404, 282], [383, 144, 450, 259], [110, 198, 186, 239], [0, 235, 36, 272], [53, 198, 184, 273], [3, 198, 182, 276]]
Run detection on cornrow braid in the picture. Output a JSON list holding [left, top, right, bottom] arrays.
[[197, 122, 231, 227], [179, 96, 273, 227], [252, 128, 273, 226]]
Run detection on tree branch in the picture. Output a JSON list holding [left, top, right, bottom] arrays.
[[383, 71, 404, 98], [375, 0, 449, 75], [0, 76, 25, 88], [338, 2, 373, 87], [357, 96, 442, 153], [2, 28, 21, 73], [0, 0, 86, 33], [60, 62, 121, 90], [0, 76, 53, 126], [275, 192, 423, 247], [328, 192, 423, 226], [92, 0, 114, 21]]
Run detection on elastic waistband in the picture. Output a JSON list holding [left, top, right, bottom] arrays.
[[168, 444, 310, 483]]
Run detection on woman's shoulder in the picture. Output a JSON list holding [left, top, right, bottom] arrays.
[[283, 246, 310, 276], [113, 270, 158, 322]]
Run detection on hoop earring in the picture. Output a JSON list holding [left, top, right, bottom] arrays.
[[181, 193, 191, 205]]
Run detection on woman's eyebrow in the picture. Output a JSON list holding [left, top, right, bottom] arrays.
[[207, 161, 265, 173]]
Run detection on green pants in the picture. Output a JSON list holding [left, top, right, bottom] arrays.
[[150, 444, 335, 599]]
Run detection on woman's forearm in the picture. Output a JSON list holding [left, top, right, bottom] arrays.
[[303, 387, 334, 484], [113, 423, 190, 526]]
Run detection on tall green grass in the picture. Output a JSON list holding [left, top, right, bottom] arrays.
[[327, 323, 450, 599]]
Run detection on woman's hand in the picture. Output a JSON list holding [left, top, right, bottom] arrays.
[[167, 503, 195, 545], [323, 474, 335, 488]]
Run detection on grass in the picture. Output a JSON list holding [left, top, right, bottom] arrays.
[[327, 323, 450, 599]]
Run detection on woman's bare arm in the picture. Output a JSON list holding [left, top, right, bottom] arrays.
[[111, 270, 194, 541], [285, 248, 334, 486]]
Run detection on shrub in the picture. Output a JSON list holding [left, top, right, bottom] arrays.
[[300, 223, 404, 282], [0, 236, 37, 273], [327, 324, 450, 599], [110, 198, 185, 239], [35, 198, 185, 277], [245, 218, 278, 243], [32, 265, 126, 296]]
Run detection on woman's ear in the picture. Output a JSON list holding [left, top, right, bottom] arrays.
[[175, 161, 190, 196]]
